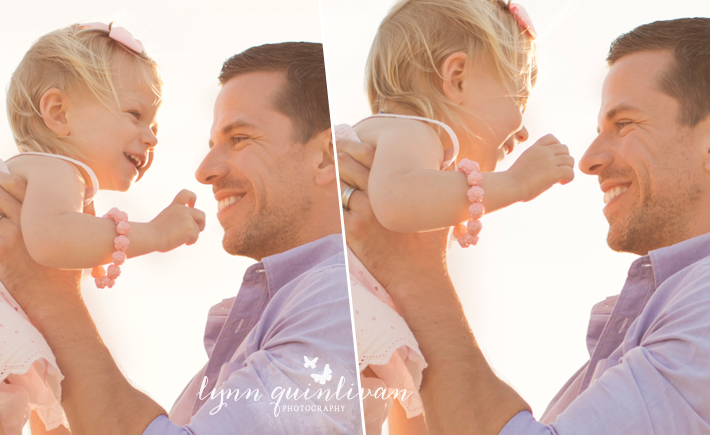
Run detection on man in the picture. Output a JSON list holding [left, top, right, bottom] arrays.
[[0, 42, 361, 434], [339, 18, 710, 434]]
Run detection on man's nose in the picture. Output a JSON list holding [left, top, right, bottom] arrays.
[[579, 135, 613, 175], [515, 126, 529, 143], [195, 146, 229, 185]]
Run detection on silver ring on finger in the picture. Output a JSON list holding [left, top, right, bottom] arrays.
[[341, 186, 356, 210]]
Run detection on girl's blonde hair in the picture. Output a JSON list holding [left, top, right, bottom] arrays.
[[7, 24, 162, 158], [366, 0, 537, 130]]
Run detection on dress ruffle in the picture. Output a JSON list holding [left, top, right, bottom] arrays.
[[0, 283, 68, 434], [349, 250, 427, 419]]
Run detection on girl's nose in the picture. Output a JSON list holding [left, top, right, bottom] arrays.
[[515, 126, 529, 143]]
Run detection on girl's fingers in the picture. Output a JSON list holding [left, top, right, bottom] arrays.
[[557, 155, 576, 167], [552, 144, 571, 156], [190, 207, 207, 231], [558, 166, 575, 185], [535, 134, 560, 146], [172, 189, 197, 207]]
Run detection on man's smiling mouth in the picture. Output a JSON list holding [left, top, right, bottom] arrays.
[[603, 185, 630, 204], [218, 195, 244, 211]]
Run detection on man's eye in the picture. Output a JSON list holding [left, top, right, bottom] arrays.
[[616, 121, 632, 129], [233, 136, 249, 145]]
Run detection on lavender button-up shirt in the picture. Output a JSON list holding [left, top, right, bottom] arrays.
[[500, 231, 710, 434], [143, 234, 362, 434]]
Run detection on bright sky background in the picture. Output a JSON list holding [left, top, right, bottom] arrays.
[[0, 1, 324, 432], [321, 0, 710, 422]]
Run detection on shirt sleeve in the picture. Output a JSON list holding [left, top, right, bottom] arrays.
[[499, 411, 554, 435], [143, 415, 194, 435], [499, 264, 710, 435], [144, 265, 362, 435]]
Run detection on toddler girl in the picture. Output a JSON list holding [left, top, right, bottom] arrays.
[[0, 23, 205, 434], [335, 1, 574, 433]]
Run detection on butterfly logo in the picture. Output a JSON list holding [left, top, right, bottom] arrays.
[[303, 356, 318, 369], [310, 364, 333, 385]]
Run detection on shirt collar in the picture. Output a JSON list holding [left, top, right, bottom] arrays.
[[648, 231, 710, 289], [261, 234, 344, 298]]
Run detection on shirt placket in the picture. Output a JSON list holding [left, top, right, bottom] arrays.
[[191, 265, 269, 415], [579, 258, 655, 393]]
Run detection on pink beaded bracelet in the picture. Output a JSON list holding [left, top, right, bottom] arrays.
[[453, 159, 485, 248], [91, 207, 130, 289]]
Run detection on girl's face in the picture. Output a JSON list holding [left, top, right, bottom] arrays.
[[452, 59, 528, 172], [67, 67, 159, 191]]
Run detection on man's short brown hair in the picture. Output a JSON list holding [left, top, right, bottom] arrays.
[[219, 42, 331, 143], [607, 18, 710, 126]]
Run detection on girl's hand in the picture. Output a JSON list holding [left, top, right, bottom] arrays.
[[149, 190, 206, 252], [507, 134, 575, 202]]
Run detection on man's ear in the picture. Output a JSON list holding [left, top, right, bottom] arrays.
[[39, 88, 71, 136], [309, 127, 336, 186], [694, 114, 710, 173], [441, 51, 468, 105]]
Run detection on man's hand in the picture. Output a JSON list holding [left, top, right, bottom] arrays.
[[0, 171, 166, 435], [337, 138, 531, 435], [0, 172, 81, 313], [337, 139, 449, 291]]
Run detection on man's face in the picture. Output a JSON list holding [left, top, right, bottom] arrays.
[[196, 71, 313, 260], [580, 50, 708, 255]]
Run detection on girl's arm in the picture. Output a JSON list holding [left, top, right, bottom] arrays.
[[368, 120, 472, 233], [368, 123, 574, 233], [17, 156, 205, 270]]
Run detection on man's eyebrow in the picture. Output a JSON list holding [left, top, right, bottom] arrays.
[[221, 120, 258, 136], [597, 104, 641, 133], [606, 104, 641, 121], [209, 120, 259, 149]]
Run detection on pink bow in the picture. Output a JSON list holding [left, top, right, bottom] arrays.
[[509, 3, 537, 39], [79, 22, 144, 54]]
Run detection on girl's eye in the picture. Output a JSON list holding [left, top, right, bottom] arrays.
[[129, 111, 141, 120]]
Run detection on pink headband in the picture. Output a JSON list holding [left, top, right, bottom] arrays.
[[508, 3, 537, 39], [78, 22, 144, 54]]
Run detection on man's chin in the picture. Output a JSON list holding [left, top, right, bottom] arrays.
[[222, 229, 273, 261], [222, 234, 252, 258], [606, 222, 656, 256]]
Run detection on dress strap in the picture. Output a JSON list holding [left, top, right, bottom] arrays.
[[6, 152, 99, 206], [356, 113, 460, 168]]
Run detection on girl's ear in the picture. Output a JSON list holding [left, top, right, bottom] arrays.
[[309, 127, 336, 186], [39, 88, 71, 136], [441, 51, 468, 105]]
